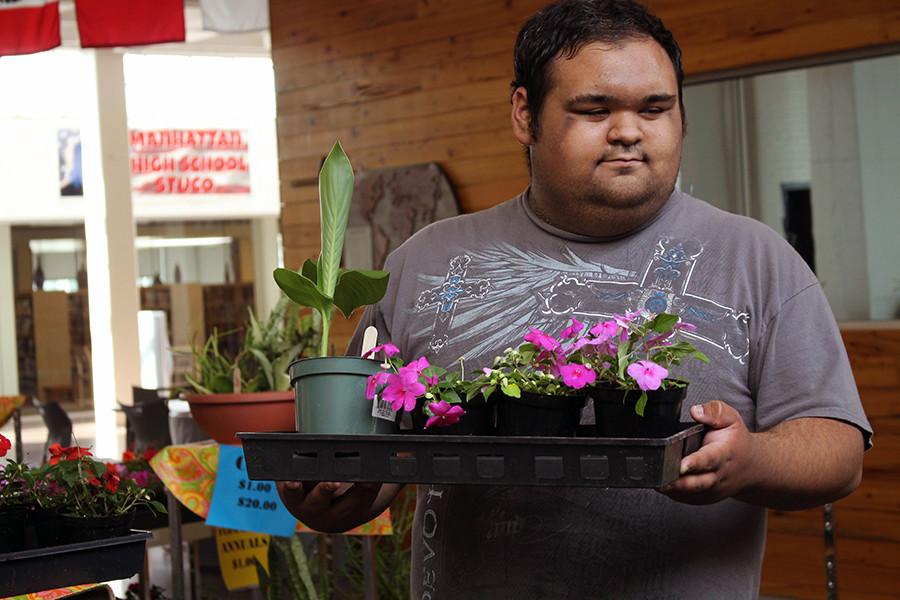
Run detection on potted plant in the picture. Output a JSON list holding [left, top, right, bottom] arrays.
[[364, 345, 491, 435], [584, 311, 709, 437], [273, 141, 393, 435], [38, 442, 166, 544], [0, 433, 29, 553], [471, 319, 594, 437], [183, 297, 319, 444]]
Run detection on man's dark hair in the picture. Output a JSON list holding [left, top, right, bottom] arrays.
[[512, 0, 685, 138]]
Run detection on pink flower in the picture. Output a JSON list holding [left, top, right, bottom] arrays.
[[424, 401, 465, 429], [0, 434, 10, 458], [362, 343, 400, 359], [675, 321, 698, 333], [482, 368, 493, 376], [559, 317, 584, 340], [131, 470, 150, 487], [382, 370, 426, 412], [408, 357, 430, 374], [365, 371, 392, 400], [524, 327, 560, 352], [559, 363, 596, 390], [589, 320, 619, 342], [613, 311, 641, 328], [626, 360, 668, 391]]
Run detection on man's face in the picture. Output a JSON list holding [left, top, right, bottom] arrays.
[[515, 37, 683, 215]]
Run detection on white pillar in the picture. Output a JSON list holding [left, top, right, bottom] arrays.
[[0, 224, 19, 395], [251, 215, 281, 317], [82, 50, 141, 459]]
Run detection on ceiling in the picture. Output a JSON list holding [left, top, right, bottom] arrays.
[[56, 0, 271, 57]]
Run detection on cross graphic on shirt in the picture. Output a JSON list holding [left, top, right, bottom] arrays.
[[538, 238, 751, 362], [415, 255, 492, 352]]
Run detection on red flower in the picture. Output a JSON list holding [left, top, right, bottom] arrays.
[[0, 434, 10, 458], [86, 476, 102, 487], [142, 447, 157, 461], [48, 443, 66, 465], [103, 472, 120, 493], [65, 446, 92, 461], [122, 450, 136, 462], [105, 462, 118, 474]]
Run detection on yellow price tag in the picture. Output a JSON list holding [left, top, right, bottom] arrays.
[[215, 527, 270, 590]]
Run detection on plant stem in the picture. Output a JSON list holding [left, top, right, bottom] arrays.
[[318, 315, 331, 357]]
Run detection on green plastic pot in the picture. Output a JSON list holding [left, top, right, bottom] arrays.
[[290, 357, 398, 434]]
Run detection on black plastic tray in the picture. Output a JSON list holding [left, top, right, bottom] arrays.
[[238, 424, 704, 488], [0, 530, 151, 597]]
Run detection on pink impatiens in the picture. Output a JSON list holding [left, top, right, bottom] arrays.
[[626, 360, 669, 391], [424, 401, 466, 429], [559, 362, 596, 390], [523, 327, 561, 352], [382, 368, 426, 412]]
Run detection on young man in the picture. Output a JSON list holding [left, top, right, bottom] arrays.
[[279, 1, 871, 597]]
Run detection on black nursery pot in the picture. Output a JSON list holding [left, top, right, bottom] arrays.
[[495, 391, 586, 437], [60, 511, 136, 544], [0, 505, 28, 553], [408, 395, 495, 435], [591, 385, 687, 438], [30, 507, 67, 548]]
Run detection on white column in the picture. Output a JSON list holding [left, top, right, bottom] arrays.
[[251, 215, 281, 317], [82, 50, 141, 459], [0, 224, 19, 395]]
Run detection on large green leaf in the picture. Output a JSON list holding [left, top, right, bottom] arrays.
[[301, 258, 318, 283], [651, 312, 678, 334], [273, 268, 333, 317], [318, 141, 354, 298], [332, 269, 390, 318]]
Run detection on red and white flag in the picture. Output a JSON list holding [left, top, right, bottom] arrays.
[[74, 0, 185, 48], [199, 0, 268, 33], [0, 0, 61, 57]]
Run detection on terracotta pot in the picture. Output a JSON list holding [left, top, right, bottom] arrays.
[[183, 391, 295, 445]]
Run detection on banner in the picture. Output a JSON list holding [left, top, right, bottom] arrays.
[[199, 0, 268, 33], [74, 0, 184, 48], [130, 129, 251, 195], [0, 0, 60, 57]]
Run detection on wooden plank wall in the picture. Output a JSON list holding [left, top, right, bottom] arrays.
[[270, 2, 900, 596], [761, 328, 900, 600]]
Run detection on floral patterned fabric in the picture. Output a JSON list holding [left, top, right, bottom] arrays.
[[2, 583, 107, 599], [0, 395, 24, 429], [150, 442, 392, 535]]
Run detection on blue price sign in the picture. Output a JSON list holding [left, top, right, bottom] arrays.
[[206, 445, 297, 537]]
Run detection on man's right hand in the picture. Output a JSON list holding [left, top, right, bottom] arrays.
[[277, 481, 398, 533]]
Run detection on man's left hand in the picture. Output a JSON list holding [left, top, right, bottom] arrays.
[[659, 400, 757, 504]]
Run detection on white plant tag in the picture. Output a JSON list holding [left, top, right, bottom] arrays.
[[371, 395, 397, 422]]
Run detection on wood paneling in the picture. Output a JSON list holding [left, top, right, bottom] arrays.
[[759, 328, 900, 599], [271, 4, 899, 594]]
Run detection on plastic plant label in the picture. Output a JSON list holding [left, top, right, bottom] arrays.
[[215, 527, 270, 591], [206, 445, 297, 537], [371, 396, 398, 422]]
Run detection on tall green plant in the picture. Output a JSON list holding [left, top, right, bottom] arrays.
[[273, 141, 389, 357]]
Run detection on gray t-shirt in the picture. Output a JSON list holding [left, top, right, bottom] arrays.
[[351, 190, 872, 599]]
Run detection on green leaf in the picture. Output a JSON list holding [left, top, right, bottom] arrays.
[[693, 350, 710, 363], [301, 258, 318, 283], [501, 381, 521, 398], [483, 385, 497, 400], [332, 269, 390, 318], [651, 312, 678, 334], [248, 347, 275, 390], [318, 141, 354, 298], [274, 268, 333, 317], [635, 391, 648, 416], [442, 389, 461, 404]]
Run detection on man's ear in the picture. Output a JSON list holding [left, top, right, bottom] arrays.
[[511, 86, 535, 146]]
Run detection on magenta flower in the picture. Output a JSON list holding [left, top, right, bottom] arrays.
[[382, 370, 426, 412], [559, 363, 596, 390], [524, 327, 560, 352], [589, 320, 619, 342], [424, 401, 465, 429], [559, 317, 584, 340], [365, 370, 392, 400], [675, 321, 698, 333], [626, 360, 668, 391], [362, 343, 400, 359], [131, 470, 150, 487], [408, 356, 430, 374]]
